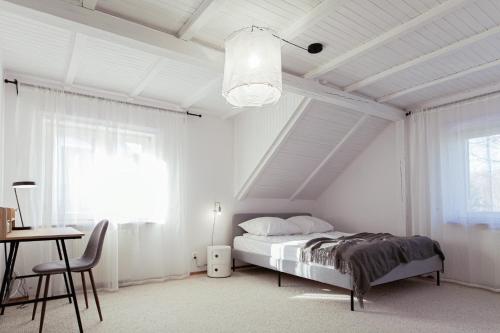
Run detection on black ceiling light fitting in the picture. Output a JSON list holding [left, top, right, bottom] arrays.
[[307, 43, 323, 54]]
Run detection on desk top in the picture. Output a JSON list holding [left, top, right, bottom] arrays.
[[2, 227, 84, 241]]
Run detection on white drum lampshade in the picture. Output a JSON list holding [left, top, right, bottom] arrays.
[[222, 27, 282, 107]]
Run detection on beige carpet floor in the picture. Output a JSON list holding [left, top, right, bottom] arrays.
[[1, 268, 499, 332]]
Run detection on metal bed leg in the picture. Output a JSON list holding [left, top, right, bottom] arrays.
[[350, 290, 354, 311], [232, 258, 235, 272], [278, 271, 281, 287], [436, 271, 440, 286]]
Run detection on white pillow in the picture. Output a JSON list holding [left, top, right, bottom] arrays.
[[239, 217, 301, 236], [287, 216, 333, 234]]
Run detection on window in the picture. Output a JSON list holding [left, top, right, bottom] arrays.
[[53, 118, 170, 224], [467, 134, 500, 214]]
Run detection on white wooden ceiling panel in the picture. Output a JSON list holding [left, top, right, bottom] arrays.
[[393, 65, 500, 107], [0, 11, 72, 80], [247, 100, 366, 199], [296, 116, 390, 199], [96, 0, 204, 34], [139, 58, 218, 105], [359, 34, 500, 101], [193, 0, 321, 48], [75, 37, 159, 93], [190, 80, 236, 116]]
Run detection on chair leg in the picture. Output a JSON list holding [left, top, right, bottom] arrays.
[[39, 275, 51, 333], [81, 272, 89, 309], [88, 269, 103, 321], [32, 275, 43, 320]]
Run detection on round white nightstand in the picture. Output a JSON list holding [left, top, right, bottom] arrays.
[[207, 245, 232, 278]]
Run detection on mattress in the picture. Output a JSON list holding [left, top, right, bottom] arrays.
[[233, 231, 351, 262]]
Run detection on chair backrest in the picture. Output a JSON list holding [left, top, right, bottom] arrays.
[[81, 220, 109, 268]]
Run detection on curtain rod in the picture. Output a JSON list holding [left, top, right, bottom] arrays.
[[3, 79, 202, 118]]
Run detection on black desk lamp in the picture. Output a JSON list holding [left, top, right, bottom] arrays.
[[12, 181, 36, 230]]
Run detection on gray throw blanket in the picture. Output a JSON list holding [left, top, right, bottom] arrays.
[[300, 233, 445, 307]]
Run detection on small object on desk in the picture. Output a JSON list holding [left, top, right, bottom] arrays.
[[0, 207, 16, 240], [207, 245, 231, 278]]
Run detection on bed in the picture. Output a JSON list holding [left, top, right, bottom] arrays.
[[231, 213, 443, 311]]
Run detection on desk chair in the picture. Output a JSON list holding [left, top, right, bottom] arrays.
[[32, 220, 108, 331]]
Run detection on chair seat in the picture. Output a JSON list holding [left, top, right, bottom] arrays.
[[33, 258, 93, 274]]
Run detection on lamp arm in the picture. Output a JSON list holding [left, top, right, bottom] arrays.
[[13, 188, 25, 228]]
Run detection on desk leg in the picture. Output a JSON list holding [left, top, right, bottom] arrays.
[[60, 240, 83, 333], [0, 242, 16, 315], [56, 240, 72, 304], [1, 242, 19, 315]]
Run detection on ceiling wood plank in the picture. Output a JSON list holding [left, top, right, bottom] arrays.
[[82, 0, 98, 10], [129, 58, 165, 97], [289, 114, 368, 201], [280, 0, 347, 40], [304, 0, 470, 79], [235, 97, 312, 201], [411, 81, 500, 110], [180, 76, 220, 109], [64, 32, 87, 85], [345, 25, 500, 93], [1, 0, 404, 121], [177, 0, 223, 41], [377, 58, 500, 103]]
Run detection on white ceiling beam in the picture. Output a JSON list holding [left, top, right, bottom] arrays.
[[304, 0, 470, 79], [411, 81, 500, 110], [280, 0, 347, 40], [82, 0, 98, 10], [64, 32, 87, 86], [235, 97, 312, 201], [0, 0, 223, 71], [177, 0, 223, 41], [180, 77, 220, 109], [129, 58, 165, 97], [345, 25, 500, 93], [377, 59, 500, 103], [0, 0, 404, 121], [290, 114, 368, 201], [283, 73, 403, 121]]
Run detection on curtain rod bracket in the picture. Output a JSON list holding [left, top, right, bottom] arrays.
[[4, 79, 18, 95], [186, 111, 202, 118]]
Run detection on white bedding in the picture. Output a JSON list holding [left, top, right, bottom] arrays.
[[233, 231, 352, 262]]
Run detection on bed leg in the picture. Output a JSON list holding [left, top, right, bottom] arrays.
[[350, 290, 354, 311], [278, 271, 281, 287], [232, 258, 235, 272], [436, 271, 440, 286]]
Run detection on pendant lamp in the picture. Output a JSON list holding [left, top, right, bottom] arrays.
[[222, 27, 282, 107]]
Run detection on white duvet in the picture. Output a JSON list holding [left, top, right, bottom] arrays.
[[234, 231, 352, 262]]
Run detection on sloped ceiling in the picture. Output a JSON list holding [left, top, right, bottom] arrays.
[[243, 100, 391, 200]]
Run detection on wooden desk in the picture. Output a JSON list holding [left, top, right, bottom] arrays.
[[0, 227, 85, 332]]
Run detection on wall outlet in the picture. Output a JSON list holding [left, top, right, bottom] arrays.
[[192, 252, 198, 260]]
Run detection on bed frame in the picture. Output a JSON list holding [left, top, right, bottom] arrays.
[[231, 213, 443, 311]]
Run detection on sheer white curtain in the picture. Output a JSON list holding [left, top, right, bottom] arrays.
[[408, 93, 500, 291], [4, 85, 189, 291]]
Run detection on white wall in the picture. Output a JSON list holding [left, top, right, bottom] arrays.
[[185, 115, 235, 272], [314, 121, 406, 235], [233, 92, 304, 196]]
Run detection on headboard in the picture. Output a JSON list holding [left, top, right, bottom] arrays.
[[232, 212, 312, 240]]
